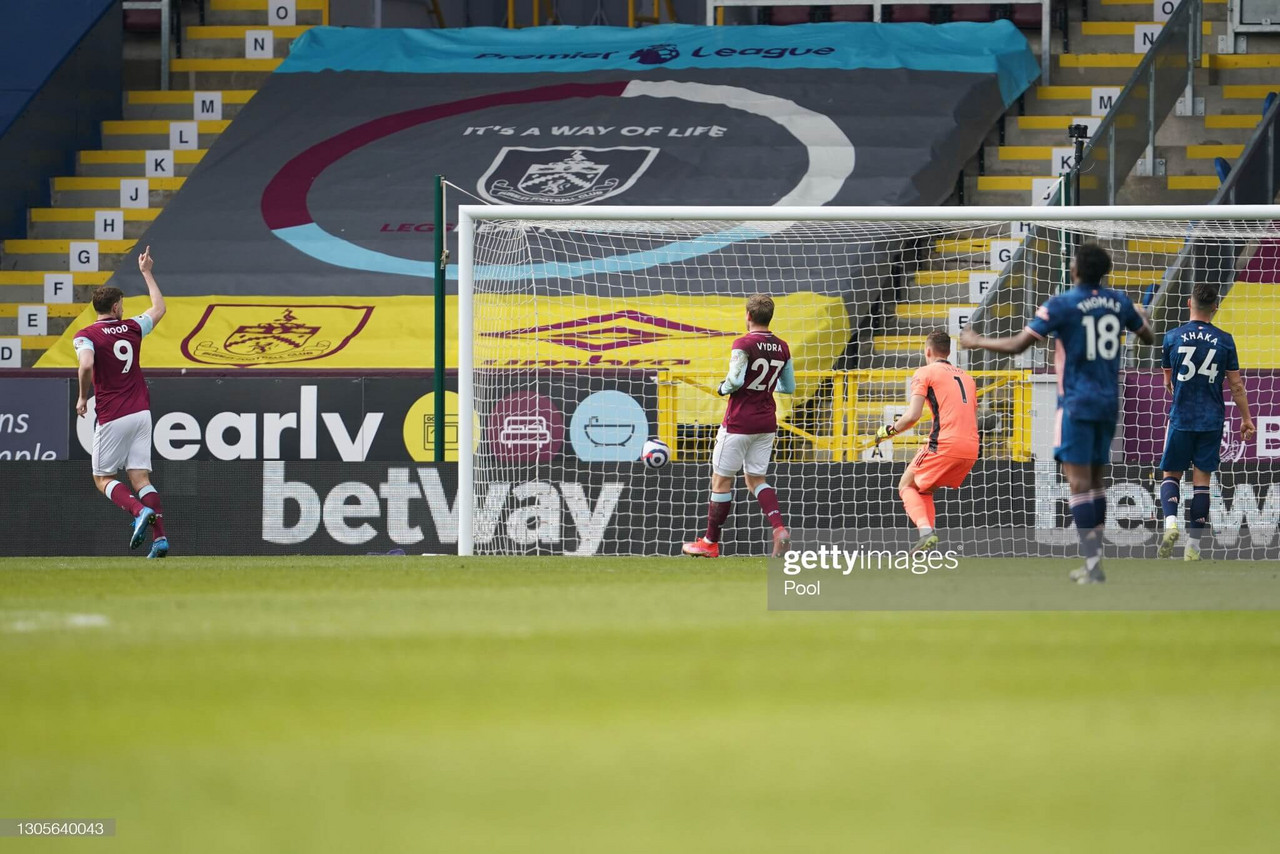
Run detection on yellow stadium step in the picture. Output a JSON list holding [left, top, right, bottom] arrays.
[[998, 146, 1054, 160], [1222, 85, 1280, 100], [1167, 175, 1221, 191], [1127, 239, 1184, 253], [187, 24, 311, 39], [1080, 21, 1213, 36], [77, 150, 206, 178], [873, 335, 925, 352], [100, 121, 228, 151], [3, 239, 136, 255], [27, 208, 160, 240], [79, 149, 206, 165], [1206, 115, 1261, 129], [1109, 270, 1164, 286], [29, 208, 160, 223], [1186, 144, 1245, 160], [895, 303, 978, 319], [11, 335, 62, 350], [50, 175, 185, 207], [914, 269, 996, 285], [171, 58, 282, 72], [999, 144, 1241, 163], [1209, 55, 1280, 69], [127, 89, 257, 105], [934, 238, 991, 254], [1059, 54, 1146, 69], [1034, 86, 1094, 101], [210, 0, 328, 12], [103, 120, 231, 135], [53, 177, 184, 190], [1018, 115, 1089, 130], [977, 176, 1054, 191], [0, 271, 111, 287], [0, 304, 85, 319]]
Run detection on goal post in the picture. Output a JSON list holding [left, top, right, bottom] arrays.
[[456, 204, 1280, 558]]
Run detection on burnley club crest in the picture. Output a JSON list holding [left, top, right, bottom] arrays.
[[478, 146, 659, 205]]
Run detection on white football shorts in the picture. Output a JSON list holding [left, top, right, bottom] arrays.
[[711, 426, 774, 477], [92, 410, 153, 476]]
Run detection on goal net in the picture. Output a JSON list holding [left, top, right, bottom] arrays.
[[457, 206, 1280, 558]]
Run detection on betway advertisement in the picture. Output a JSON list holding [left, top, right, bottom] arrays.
[[7, 458, 1280, 558]]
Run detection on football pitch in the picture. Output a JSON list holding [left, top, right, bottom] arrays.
[[3, 556, 1279, 853]]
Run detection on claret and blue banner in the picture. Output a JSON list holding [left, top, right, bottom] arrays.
[[37, 21, 1037, 371]]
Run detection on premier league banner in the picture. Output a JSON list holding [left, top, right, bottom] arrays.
[[35, 22, 1038, 370]]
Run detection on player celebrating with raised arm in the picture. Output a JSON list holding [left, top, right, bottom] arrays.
[[1157, 282, 1254, 561], [874, 330, 979, 553], [73, 246, 170, 557], [960, 244, 1155, 584], [683, 294, 796, 558]]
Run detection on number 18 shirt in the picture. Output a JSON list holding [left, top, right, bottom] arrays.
[[1026, 283, 1146, 423], [72, 314, 154, 424]]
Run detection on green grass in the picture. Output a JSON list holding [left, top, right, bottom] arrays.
[[2, 556, 1279, 853]]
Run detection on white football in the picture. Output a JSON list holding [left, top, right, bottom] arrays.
[[642, 438, 671, 469]]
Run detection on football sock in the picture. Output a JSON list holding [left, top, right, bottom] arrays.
[[751, 482, 786, 531], [103, 480, 144, 517], [1160, 477, 1180, 521], [899, 484, 933, 532], [705, 492, 733, 544], [138, 484, 166, 539], [1091, 487, 1107, 529], [1187, 486, 1210, 544], [1069, 491, 1102, 567]]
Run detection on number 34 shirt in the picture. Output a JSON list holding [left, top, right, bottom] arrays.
[[1026, 282, 1147, 423], [72, 314, 154, 424], [1162, 320, 1239, 432]]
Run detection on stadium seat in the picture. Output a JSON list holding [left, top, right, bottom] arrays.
[[1214, 157, 1232, 184], [123, 8, 162, 32], [767, 5, 813, 24], [828, 5, 873, 21], [950, 4, 996, 23], [1010, 3, 1042, 29], [885, 5, 933, 23]]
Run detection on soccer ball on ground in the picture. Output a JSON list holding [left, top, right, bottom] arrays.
[[642, 439, 671, 469]]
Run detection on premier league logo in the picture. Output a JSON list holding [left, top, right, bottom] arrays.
[[478, 147, 660, 205], [629, 44, 679, 65]]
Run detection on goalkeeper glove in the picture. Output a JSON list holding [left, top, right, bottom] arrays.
[[875, 424, 898, 444]]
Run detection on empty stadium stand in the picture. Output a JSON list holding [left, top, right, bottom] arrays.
[[1, 0, 1277, 379]]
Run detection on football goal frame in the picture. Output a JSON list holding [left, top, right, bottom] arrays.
[[456, 204, 1280, 556]]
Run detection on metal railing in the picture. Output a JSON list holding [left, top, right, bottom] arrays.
[[1062, 0, 1201, 206], [1213, 96, 1280, 205], [970, 1, 1202, 339], [1138, 95, 1280, 343], [705, 0, 1053, 85], [654, 369, 1033, 462]]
